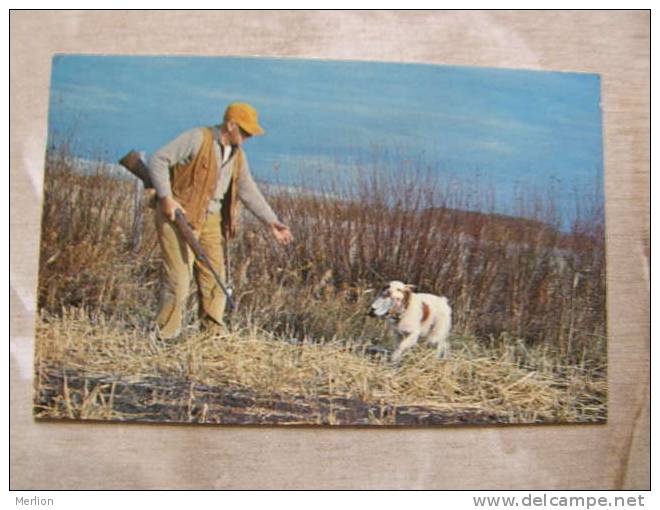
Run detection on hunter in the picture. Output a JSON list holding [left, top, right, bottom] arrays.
[[147, 102, 293, 339]]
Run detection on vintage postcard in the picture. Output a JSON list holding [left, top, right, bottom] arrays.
[[34, 55, 606, 426]]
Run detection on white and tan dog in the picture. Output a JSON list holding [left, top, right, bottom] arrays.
[[369, 281, 452, 363]]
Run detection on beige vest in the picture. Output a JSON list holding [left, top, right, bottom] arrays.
[[170, 127, 243, 238]]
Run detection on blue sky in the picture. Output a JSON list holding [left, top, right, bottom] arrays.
[[47, 55, 604, 229]]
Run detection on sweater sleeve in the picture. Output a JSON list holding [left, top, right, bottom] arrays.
[[148, 128, 203, 198], [236, 153, 278, 225]]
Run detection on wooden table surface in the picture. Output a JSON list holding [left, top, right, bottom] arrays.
[[9, 10, 650, 489]]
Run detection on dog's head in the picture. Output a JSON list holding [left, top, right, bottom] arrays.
[[369, 281, 414, 318]]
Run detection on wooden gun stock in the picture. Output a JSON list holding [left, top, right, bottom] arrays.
[[119, 150, 154, 189], [118, 151, 235, 311]]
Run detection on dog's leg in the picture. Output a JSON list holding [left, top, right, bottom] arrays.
[[435, 342, 449, 359], [391, 332, 420, 363], [428, 323, 451, 359]]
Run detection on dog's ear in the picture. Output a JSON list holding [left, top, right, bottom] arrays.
[[405, 284, 416, 290], [402, 286, 412, 310]]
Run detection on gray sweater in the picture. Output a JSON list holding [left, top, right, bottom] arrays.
[[148, 127, 278, 224]]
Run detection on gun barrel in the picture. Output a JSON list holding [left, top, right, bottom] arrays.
[[174, 210, 236, 310]]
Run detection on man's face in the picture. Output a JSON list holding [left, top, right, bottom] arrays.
[[226, 121, 252, 146]]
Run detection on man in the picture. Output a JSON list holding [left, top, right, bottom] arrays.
[[148, 102, 293, 339]]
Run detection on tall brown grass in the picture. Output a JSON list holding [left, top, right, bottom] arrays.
[[35, 146, 607, 423], [244, 156, 605, 367]]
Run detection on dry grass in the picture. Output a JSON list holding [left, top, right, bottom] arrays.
[[33, 147, 607, 425], [34, 308, 606, 425]]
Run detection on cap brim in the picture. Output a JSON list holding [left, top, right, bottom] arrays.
[[238, 122, 264, 136]]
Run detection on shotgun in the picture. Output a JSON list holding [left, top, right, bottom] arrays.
[[118, 150, 235, 310], [119, 150, 154, 189]]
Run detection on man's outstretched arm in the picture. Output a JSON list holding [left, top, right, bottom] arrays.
[[237, 156, 293, 245]]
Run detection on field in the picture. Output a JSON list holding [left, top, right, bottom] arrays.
[[34, 149, 607, 425]]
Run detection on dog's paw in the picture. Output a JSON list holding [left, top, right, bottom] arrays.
[[365, 345, 390, 358], [435, 349, 450, 360]]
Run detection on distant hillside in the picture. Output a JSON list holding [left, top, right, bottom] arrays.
[[421, 206, 561, 243]]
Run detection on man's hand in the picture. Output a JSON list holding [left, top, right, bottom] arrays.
[[160, 196, 186, 222], [270, 220, 293, 245]]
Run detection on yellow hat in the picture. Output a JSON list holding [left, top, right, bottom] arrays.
[[223, 102, 265, 135]]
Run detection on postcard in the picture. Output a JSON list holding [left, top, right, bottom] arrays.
[[34, 55, 606, 426]]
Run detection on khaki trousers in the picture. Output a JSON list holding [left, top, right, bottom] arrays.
[[154, 206, 226, 339]]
